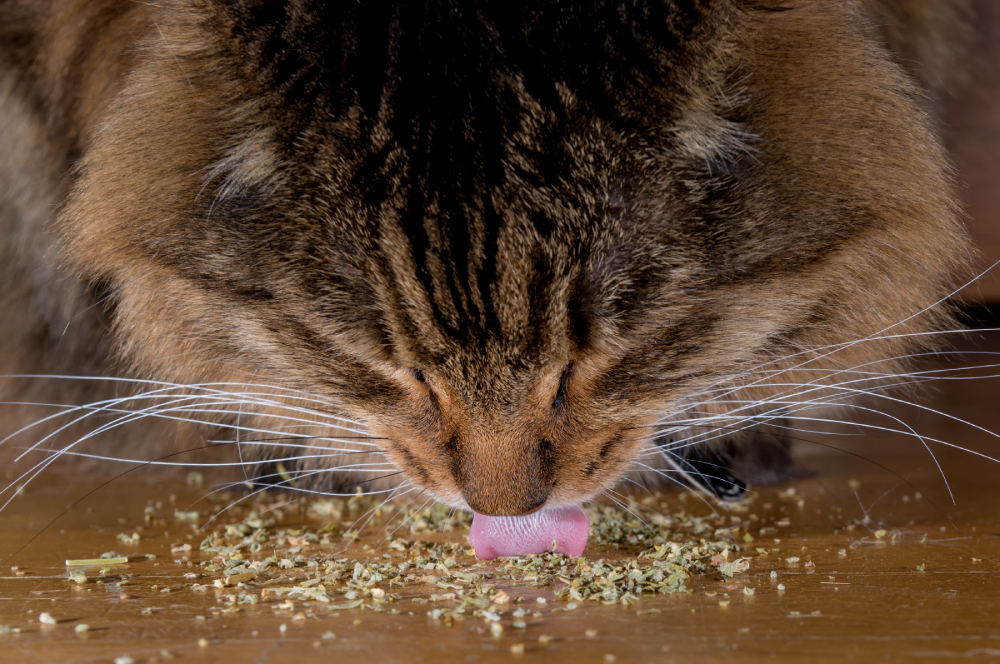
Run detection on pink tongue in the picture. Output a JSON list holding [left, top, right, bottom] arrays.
[[470, 505, 590, 559]]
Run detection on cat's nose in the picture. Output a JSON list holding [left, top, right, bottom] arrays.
[[453, 431, 556, 517], [464, 490, 548, 517]]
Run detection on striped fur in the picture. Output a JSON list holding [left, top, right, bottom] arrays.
[[0, 0, 973, 515]]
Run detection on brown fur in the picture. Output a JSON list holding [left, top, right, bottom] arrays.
[[0, 0, 974, 515]]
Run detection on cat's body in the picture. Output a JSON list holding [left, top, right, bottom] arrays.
[[0, 0, 975, 542]]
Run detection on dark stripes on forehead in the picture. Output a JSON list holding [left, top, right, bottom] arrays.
[[382, 193, 573, 364], [209, 0, 729, 367], [392, 185, 504, 345], [216, 0, 718, 151]]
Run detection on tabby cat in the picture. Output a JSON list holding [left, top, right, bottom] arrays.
[[0, 0, 974, 555]]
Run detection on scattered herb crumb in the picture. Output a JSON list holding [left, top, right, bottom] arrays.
[[66, 557, 127, 567]]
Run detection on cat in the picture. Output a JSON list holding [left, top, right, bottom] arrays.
[[0, 0, 976, 556]]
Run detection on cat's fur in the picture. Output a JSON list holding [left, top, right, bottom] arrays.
[[0, 0, 974, 515]]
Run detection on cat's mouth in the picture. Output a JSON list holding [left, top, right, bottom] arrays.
[[469, 505, 590, 559]]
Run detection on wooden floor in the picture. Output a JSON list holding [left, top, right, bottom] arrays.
[[1, 335, 999, 664]]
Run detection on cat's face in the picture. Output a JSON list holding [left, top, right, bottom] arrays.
[[62, 1, 966, 520]]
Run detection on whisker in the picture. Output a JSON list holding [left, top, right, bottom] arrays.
[[351, 482, 421, 541], [1, 443, 227, 565], [23, 449, 397, 469], [200, 470, 407, 530], [380, 493, 433, 544]]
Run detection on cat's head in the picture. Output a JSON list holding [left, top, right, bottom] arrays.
[[62, 1, 967, 521]]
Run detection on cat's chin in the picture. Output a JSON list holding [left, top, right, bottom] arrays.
[[469, 505, 590, 560]]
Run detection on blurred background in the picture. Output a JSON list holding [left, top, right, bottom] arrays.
[[945, 0, 1000, 306]]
